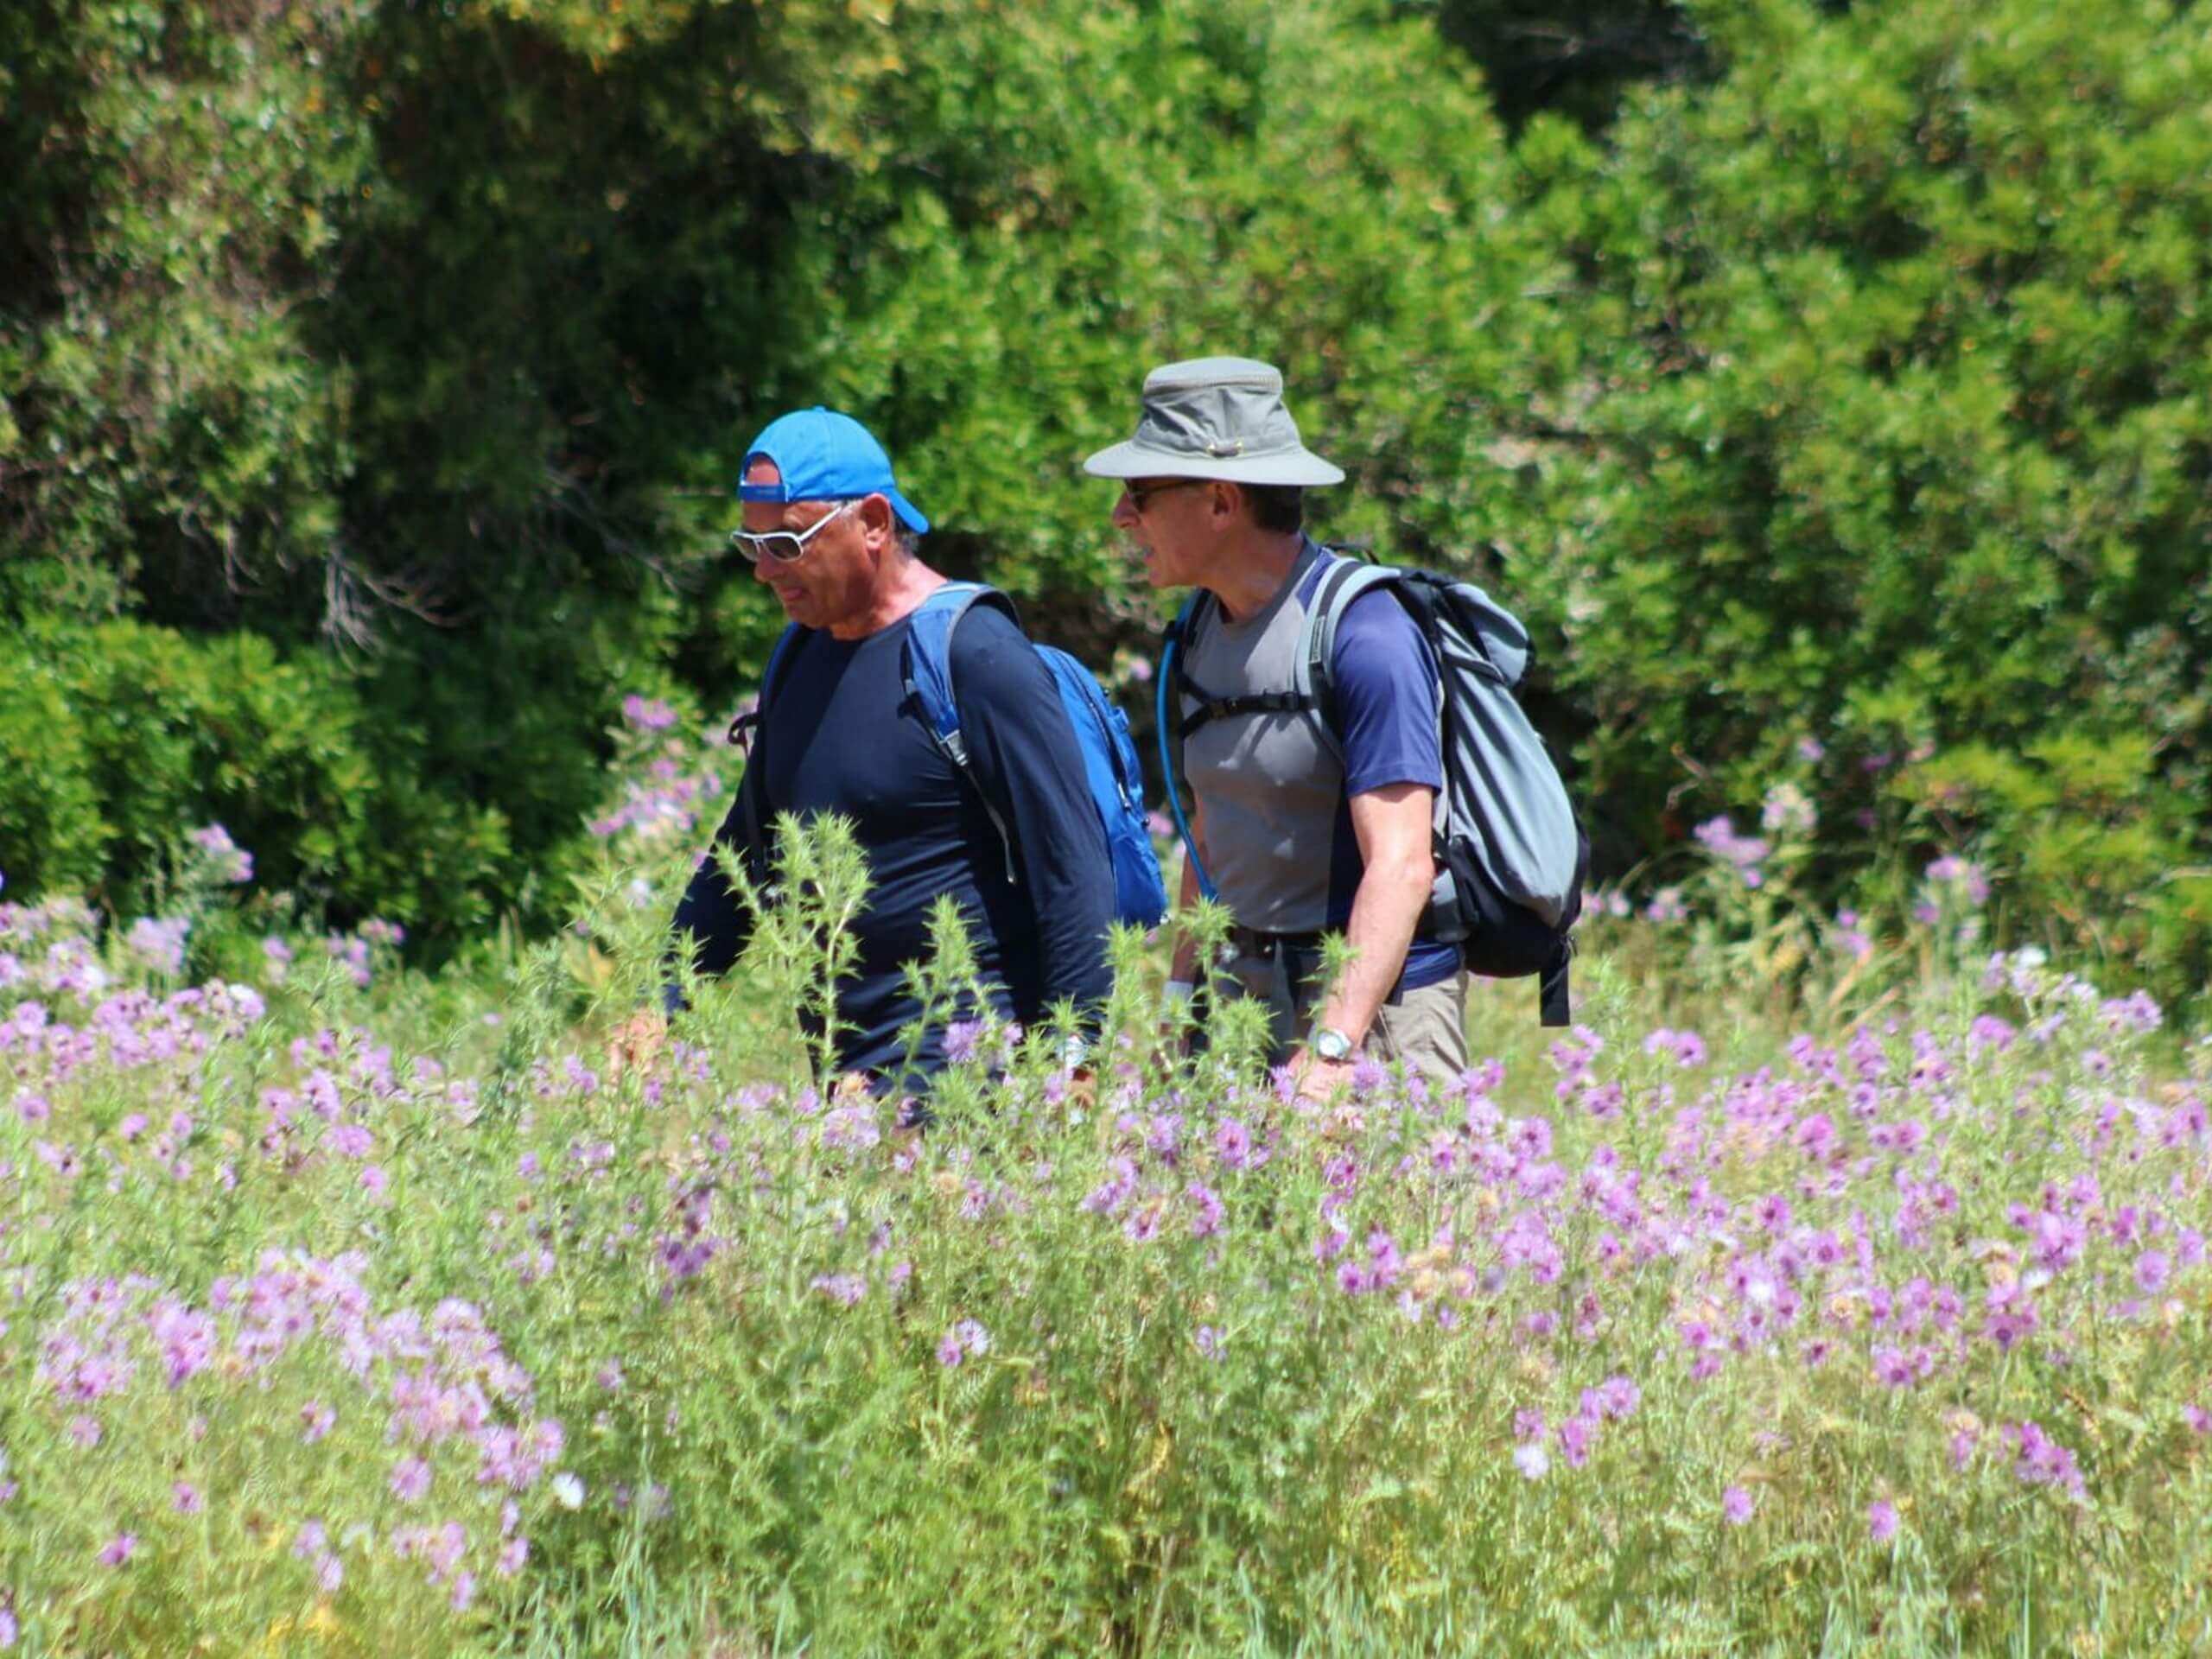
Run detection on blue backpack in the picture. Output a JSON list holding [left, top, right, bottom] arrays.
[[740, 582, 1168, 928]]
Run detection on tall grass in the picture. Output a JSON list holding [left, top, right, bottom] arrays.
[[0, 727, 2207, 1655]]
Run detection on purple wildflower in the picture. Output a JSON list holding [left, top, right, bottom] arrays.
[[1185, 1181, 1224, 1238], [391, 1457, 432, 1503], [1595, 1376, 1641, 1420], [2135, 1250, 2171, 1294], [1694, 817, 1771, 885], [188, 824, 254, 883], [1557, 1414, 1593, 1469], [126, 916, 190, 975], [621, 694, 679, 731], [942, 1020, 985, 1065], [1721, 1485, 1755, 1526]]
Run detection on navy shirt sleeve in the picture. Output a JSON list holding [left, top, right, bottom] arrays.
[[666, 783, 757, 992], [1331, 588, 1442, 797], [948, 607, 1116, 1025]]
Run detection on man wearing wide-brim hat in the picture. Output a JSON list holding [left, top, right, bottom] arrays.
[[1087, 357, 1466, 1093]]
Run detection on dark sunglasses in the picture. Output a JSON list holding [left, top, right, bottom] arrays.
[[1123, 479, 1208, 514]]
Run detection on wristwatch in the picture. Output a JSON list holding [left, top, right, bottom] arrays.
[[1310, 1025, 1354, 1062]]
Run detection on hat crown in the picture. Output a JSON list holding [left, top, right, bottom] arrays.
[[1142, 356, 1282, 396], [737, 405, 929, 534], [1135, 357, 1304, 463]]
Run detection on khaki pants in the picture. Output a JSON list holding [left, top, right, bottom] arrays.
[[1223, 943, 1469, 1089]]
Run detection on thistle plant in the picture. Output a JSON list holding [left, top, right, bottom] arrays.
[[2, 745, 2209, 1655]]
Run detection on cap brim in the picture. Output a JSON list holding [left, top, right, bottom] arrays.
[[882, 487, 929, 536], [1081, 439, 1344, 487]]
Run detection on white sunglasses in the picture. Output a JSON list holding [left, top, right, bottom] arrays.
[[728, 498, 861, 564]]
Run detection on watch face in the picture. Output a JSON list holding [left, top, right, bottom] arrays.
[[1315, 1030, 1352, 1061]]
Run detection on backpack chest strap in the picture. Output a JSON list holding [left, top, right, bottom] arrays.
[[1176, 688, 1312, 740]]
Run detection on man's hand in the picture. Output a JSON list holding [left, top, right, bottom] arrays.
[[1287, 1046, 1356, 1104], [606, 1011, 668, 1081]]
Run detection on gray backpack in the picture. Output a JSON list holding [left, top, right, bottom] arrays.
[[1160, 552, 1588, 1025]]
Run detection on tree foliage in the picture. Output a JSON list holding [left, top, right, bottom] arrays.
[[1, 0, 2205, 993], [1508, 0, 2212, 982]]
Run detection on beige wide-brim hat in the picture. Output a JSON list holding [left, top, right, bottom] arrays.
[[1083, 356, 1345, 486]]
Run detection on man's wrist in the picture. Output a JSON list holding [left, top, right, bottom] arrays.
[[1308, 1024, 1355, 1062]]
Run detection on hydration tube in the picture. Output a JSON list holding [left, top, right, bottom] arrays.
[[1155, 630, 1217, 901]]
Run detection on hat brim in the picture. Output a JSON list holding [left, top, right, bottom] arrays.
[[1081, 439, 1344, 488]]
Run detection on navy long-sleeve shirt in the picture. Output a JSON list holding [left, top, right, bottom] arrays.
[[669, 599, 1115, 1082]]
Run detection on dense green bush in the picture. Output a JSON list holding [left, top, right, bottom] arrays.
[[1504, 0, 2212, 994], [3, 0, 2205, 996], [0, 618, 518, 938]]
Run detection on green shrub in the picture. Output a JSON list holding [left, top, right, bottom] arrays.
[[1506, 0, 2212, 995], [0, 617, 515, 943], [0, 646, 105, 895]]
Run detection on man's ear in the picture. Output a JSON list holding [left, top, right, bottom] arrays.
[[1209, 480, 1241, 526], [856, 492, 899, 551]]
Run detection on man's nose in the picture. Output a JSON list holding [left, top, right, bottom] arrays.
[[1110, 493, 1140, 531]]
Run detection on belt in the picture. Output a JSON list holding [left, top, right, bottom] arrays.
[[1226, 925, 1325, 959], [1224, 925, 1419, 1011]]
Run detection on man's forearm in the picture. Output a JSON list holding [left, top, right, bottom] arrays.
[[1318, 849, 1431, 1046]]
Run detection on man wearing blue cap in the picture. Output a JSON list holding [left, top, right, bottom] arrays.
[[654, 407, 1116, 1094]]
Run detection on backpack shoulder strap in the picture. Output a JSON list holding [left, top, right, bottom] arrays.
[[1162, 589, 1310, 738], [903, 581, 1020, 766], [727, 621, 810, 869], [1298, 555, 1408, 763], [1158, 591, 1218, 901], [903, 580, 1021, 882], [727, 622, 806, 751]]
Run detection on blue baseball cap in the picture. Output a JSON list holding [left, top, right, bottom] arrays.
[[736, 407, 930, 535]]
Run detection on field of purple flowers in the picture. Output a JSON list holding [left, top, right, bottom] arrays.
[[2, 703, 2208, 1655]]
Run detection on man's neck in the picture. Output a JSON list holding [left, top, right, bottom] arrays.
[[1205, 530, 1308, 623], [828, 558, 947, 640]]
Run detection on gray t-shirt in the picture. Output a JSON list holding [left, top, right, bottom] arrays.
[[1179, 541, 1452, 985]]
